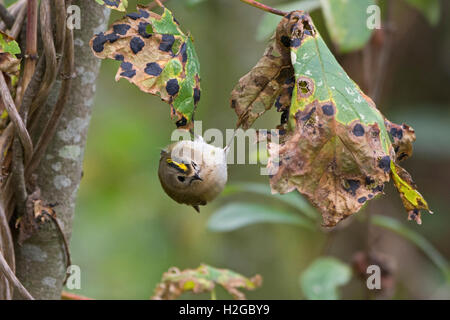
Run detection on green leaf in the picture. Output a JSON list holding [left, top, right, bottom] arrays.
[[208, 202, 316, 232], [320, 0, 375, 53], [95, 0, 128, 12], [256, 0, 321, 41], [151, 264, 262, 300], [0, 32, 20, 55], [222, 183, 319, 220], [403, 0, 441, 26], [371, 214, 450, 282], [300, 257, 352, 299]]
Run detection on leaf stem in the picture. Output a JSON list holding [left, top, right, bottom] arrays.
[[238, 0, 288, 17]]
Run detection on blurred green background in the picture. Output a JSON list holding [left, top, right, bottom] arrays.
[[68, 0, 450, 299]]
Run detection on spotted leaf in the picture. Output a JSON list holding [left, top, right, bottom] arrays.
[[0, 31, 20, 76], [390, 162, 431, 225], [90, 6, 201, 128], [233, 11, 430, 227], [95, 0, 128, 12], [151, 264, 262, 300]]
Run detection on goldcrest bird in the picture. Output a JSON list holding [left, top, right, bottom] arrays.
[[158, 135, 228, 212]]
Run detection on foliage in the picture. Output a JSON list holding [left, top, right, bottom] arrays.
[[152, 264, 262, 300], [231, 10, 430, 227], [300, 257, 351, 299], [90, 5, 201, 128], [256, 0, 441, 51], [207, 202, 315, 232], [320, 0, 375, 53], [95, 0, 128, 12]]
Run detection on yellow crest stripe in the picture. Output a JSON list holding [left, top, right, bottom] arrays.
[[166, 158, 188, 173]]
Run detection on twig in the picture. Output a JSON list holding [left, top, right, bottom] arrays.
[[239, 0, 288, 17], [0, 3, 15, 28], [61, 291, 93, 300], [0, 203, 14, 299], [26, 26, 74, 179], [14, 0, 38, 109], [0, 249, 34, 299], [0, 72, 33, 164], [9, 1, 27, 39]]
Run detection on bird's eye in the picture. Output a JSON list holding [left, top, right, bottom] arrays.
[[177, 176, 185, 182]]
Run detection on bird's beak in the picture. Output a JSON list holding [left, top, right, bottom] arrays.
[[193, 172, 203, 181]]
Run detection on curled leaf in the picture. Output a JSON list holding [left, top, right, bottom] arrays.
[[90, 6, 201, 128], [95, 0, 128, 12], [151, 264, 262, 300], [230, 17, 293, 129]]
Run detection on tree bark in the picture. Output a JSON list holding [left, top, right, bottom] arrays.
[[13, 1, 110, 299]]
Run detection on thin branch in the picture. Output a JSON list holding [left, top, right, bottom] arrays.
[[0, 72, 33, 164], [27, 0, 58, 130], [0, 202, 14, 299], [0, 3, 15, 28], [61, 291, 92, 300], [239, 0, 288, 17], [0, 250, 34, 300], [9, 1, 27, 39], [26, 27, 74, 179]]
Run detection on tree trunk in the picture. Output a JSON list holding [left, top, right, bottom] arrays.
[[13, 1, 110, 299]]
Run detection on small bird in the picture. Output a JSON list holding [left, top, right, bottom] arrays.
[[158, 135, 228, 212]]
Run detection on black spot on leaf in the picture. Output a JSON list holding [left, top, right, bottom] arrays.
[[372, 184, 384, 193], [105, 33, 119, 43], [92, 33, 108, 52], [144, 62, 162, 76], [365, 176, 375, 185], [194, 88, 201, 105], [159, 34, 175, 52], [390, 127, 403, 140], [281, 109, 289, 124], [138, 22, 152, 38], [344, 179, 360, 196], [353, 124, 365, 137], [274, 97, 282, 111], [179, 42, 187, 63], [290, 38, 301, 47], [104, 0, 119, 7], [130, 37, 145, 54], [113, 24, 130, 35], [120, 61, 133, 71], [120, 69, 136, 78], [322, 104, 334, 116], [166, 78, 179, 96], [176, 116, 187, 127], [358, 197, 367, 204], [378, 156, 391, 173]]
